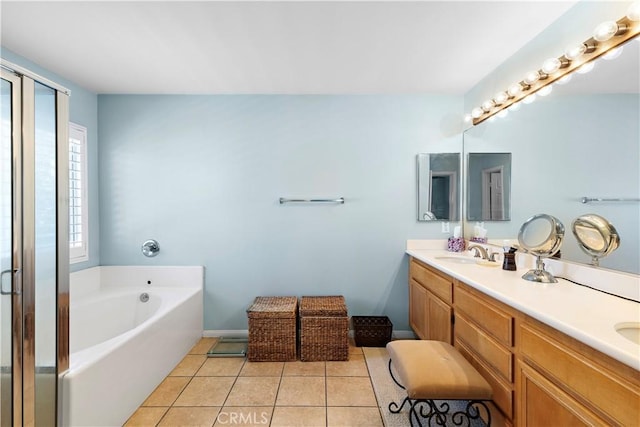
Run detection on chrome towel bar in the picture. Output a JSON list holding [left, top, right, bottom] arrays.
[[279, 197, 345, 204], [580, 197, 640, 204]]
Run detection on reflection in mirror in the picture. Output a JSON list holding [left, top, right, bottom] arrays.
[[463, 37, 639, 275], [467, 153, 511, 221], [417, 153, 460, 221], [572, 214, 620, 267]]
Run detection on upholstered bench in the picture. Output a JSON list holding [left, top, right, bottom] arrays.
[[386, 340, 493, 427]]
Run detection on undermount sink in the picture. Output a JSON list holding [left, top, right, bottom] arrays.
[[434, 256, 499, 267], [615, 322, 640, 345]]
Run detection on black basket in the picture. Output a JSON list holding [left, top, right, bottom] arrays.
[[352, 316, 393, 347]]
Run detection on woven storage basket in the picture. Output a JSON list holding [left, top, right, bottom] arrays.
[[299, 296, 349, 361], [247, 296, 298, 361], [352, 316, 393, 347]]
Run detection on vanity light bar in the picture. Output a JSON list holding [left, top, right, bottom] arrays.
[[469, 8, 640, 126]]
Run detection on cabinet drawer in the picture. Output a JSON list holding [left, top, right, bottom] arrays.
[[518, 361, 608, 426], [520, 322, 640, 426], [456, 314, 513, 382], [455, 284, 513, 347], [410, 258, 452, 304], [457, 339, 513, 420]]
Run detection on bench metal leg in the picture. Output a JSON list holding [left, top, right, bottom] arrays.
[[388, 359, 412, 414], [387, 358, 492, 427]]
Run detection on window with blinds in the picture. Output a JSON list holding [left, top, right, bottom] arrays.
[[69, 122, 88, 263]]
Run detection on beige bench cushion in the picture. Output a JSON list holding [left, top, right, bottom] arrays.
[[387, 340, 492, 401]]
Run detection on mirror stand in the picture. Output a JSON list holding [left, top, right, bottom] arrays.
[[522, 256, 557, 283]]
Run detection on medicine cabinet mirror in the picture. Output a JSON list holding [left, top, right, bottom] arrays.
[[417, 153, 460, 221], [466, 153, 511, 221], [462, 33, 639, 274]]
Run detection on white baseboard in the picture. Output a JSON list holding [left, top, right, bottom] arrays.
[[203, 330, 248, 338], [204, 329, 416, 340]]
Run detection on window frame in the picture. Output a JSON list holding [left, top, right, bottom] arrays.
[[68, 122, 89, 263]]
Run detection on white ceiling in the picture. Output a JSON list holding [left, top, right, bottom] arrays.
[[0, 1, 580, 95]]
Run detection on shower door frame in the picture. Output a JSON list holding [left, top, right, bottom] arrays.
[[1, 61, 69, 427]]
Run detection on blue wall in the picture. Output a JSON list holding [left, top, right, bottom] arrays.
[[98, 95, 462, 331], [1, 47, 100, 272]]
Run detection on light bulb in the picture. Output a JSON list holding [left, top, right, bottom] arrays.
[[523, 94, 537, 104], [508, 102, 521, 112], [555, 74, 572, 85], [593, 21, 621, 42], [494, 92, 508, 105], [565, 43, 586, 60], [602, 46, 623, 60], [524, 70, 541, 85], [497, 109, 509, 119], [538, 85, 553, 97], [628, 1, 640, 21], [542, 58, 562, 74], [508, 83, 523, 97], [482, 99, 495, 112], [576, 62, 595, 74], [471, 107, 484, 119], [464, 114, 472, 123]]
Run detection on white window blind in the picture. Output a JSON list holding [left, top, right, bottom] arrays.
[[69, 122, 88, 263]]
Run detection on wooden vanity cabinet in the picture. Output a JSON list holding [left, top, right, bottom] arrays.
[[454, 282, 516, 426], [517, 316, 640, 427], [409, 258, 453, 343], [407, 256, 640, 427]]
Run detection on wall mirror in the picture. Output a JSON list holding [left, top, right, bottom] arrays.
[[463, 36, 639, 275], [466, 153, 511, 221], [417, 153, 460, 221]]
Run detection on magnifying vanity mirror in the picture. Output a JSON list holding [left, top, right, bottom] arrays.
[[572, 214, 620, 267], [417, 153, 460, 221], [518, 214, 565, 283]]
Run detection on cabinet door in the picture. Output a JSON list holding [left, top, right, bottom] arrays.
[[409, 279, 427, 339], [426, 292, 452, 344], [518, 362, 608, 427]]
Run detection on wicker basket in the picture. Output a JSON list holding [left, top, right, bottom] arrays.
[[299, 296, 349, 361], [352, 316, 393, 347], [247, 296, 298, 361]]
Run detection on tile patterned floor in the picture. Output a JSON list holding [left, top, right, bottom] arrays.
[[124, 338, 384, 427]]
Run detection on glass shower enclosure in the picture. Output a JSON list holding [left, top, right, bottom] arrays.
[[1, 62, 69, 426]]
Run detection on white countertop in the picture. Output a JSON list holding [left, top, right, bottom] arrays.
[[406, 243, 640, 371]]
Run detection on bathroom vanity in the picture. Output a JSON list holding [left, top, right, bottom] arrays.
[[406, 245, 640, 427]]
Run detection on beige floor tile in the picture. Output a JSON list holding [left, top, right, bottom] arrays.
[[348, 340, 364, 355], [225, 377, 280, 406], [276, 376, 326, 407], [174, 377, 236, 407], [190, 337, 219, 355], [327, 406, 384, 427], [283, 361, 325, 377], [196, 357, 246, 376], [124, 407, 169, 426], [143, 377, 191, 407], [170, 354, 207, 376], [326, 354, 368, 377], [270, 406, 327, 427], [214, 407, 273, 427], [158, 406, 221, 427], [240, 361, 284, 377], [326, 377, 377, 407]]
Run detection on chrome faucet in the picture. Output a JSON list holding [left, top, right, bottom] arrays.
[[468, 244, 489, 260]]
